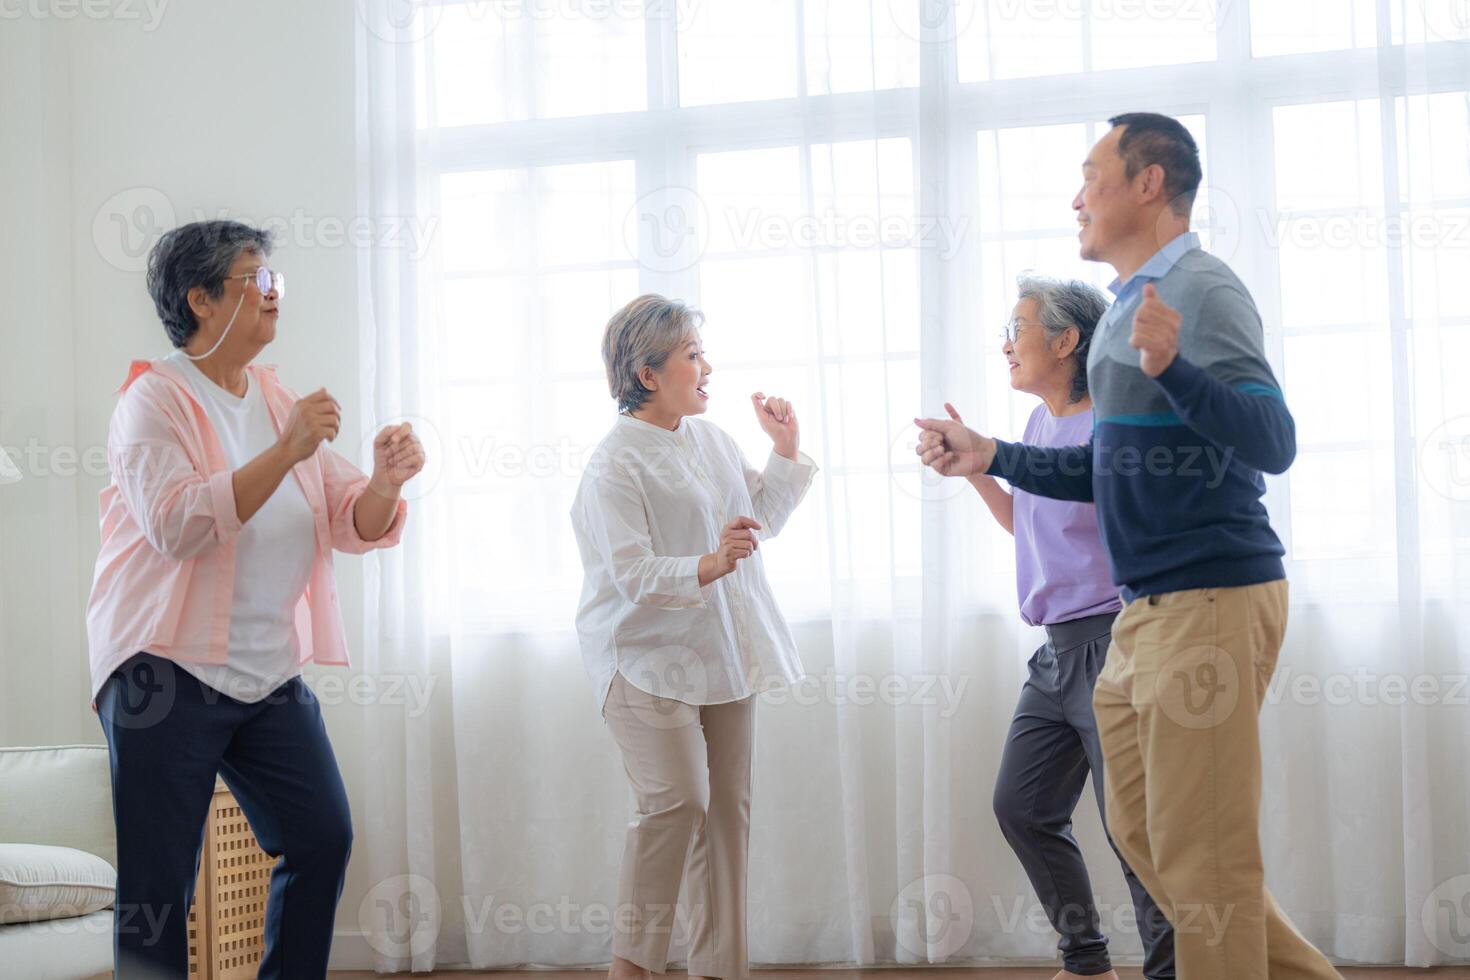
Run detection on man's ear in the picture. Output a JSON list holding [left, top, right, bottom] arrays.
[[1136, 162, 1167, 206]]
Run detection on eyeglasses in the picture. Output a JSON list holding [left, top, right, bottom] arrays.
[[1000, 317, 1043, 344], [225, 266, 286, 298]]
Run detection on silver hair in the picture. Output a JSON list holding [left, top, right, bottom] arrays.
[[1015, 273, 1110, 403], [601, 294, 705, 414]]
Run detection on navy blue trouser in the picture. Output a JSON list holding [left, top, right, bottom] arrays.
[[992, 612, 1176, 979], [97, 653, 352, 980]]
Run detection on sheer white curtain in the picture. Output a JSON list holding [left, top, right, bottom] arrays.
[[354, 0, 1470, 970]]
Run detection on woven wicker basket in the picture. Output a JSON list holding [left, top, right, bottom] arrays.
[[187, 779, 275, 980]]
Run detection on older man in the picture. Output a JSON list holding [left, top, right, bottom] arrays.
[[916, 113, 1340, 980]]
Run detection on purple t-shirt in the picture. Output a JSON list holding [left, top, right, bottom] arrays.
[[1011, 404, 1122, 627]]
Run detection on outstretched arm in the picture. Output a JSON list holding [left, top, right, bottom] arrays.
[[914, 412, 1094, 502]]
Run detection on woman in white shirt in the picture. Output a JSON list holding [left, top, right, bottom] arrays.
[[571, 294, 817, 980]]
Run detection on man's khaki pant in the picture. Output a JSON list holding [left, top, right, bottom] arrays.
[[1092, 580, 1341, 979], [602, 671, 755, 980]]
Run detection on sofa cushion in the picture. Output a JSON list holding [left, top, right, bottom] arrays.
[[0, 843, 115, 924], [0, 745, 115, 868], [0, 908, 113, 979]]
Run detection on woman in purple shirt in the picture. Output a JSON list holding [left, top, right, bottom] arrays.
[[952, 275, 1175, 980]]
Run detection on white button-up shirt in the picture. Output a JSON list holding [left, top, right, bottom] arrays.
[[571, 413, 818, 711]]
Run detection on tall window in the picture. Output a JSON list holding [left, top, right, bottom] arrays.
[[406, 0, 1470, 631]]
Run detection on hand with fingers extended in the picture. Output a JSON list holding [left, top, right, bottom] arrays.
[[699, 516, 763, 586], [278, 388, 342, 464], [1130, 282, 1181, 378], [913, 403, 998, 477]]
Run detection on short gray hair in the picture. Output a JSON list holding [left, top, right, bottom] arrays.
[[1015, 273, 1110, 403], [602, 294, 705, 414], [146, 220, 274, 348]]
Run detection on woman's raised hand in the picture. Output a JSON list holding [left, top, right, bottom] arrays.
[[752, 392, 799, 459], [371, 422, 426, 490]]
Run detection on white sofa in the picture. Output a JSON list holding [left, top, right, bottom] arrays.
[[0, 745, 115, 980]]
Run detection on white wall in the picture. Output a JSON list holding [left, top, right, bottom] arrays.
[[1, 13, 86, 745], [0, 0, 380, 954]]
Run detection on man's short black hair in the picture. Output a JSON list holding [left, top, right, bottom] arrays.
[[146, 220, 274, 348], [1107, 112, 1202, 216]]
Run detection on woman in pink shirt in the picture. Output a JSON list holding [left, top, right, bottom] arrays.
[[86, 220, 424, 979]]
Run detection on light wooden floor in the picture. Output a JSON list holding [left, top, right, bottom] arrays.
[[332, 968, 1467, 978]]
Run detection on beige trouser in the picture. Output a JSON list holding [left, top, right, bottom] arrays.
[[602, 671, 755, 980], [1093, 580, 1342, 979]]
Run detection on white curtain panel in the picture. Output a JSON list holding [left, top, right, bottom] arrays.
[[354, 0, 1470, 970]]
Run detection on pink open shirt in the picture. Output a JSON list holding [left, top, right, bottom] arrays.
[[86, 357, 407, 703]]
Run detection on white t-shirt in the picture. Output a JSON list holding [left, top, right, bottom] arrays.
[[166, 352, 317, 702]]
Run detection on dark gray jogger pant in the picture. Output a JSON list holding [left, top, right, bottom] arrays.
[[992, 611, 1176, 979]]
